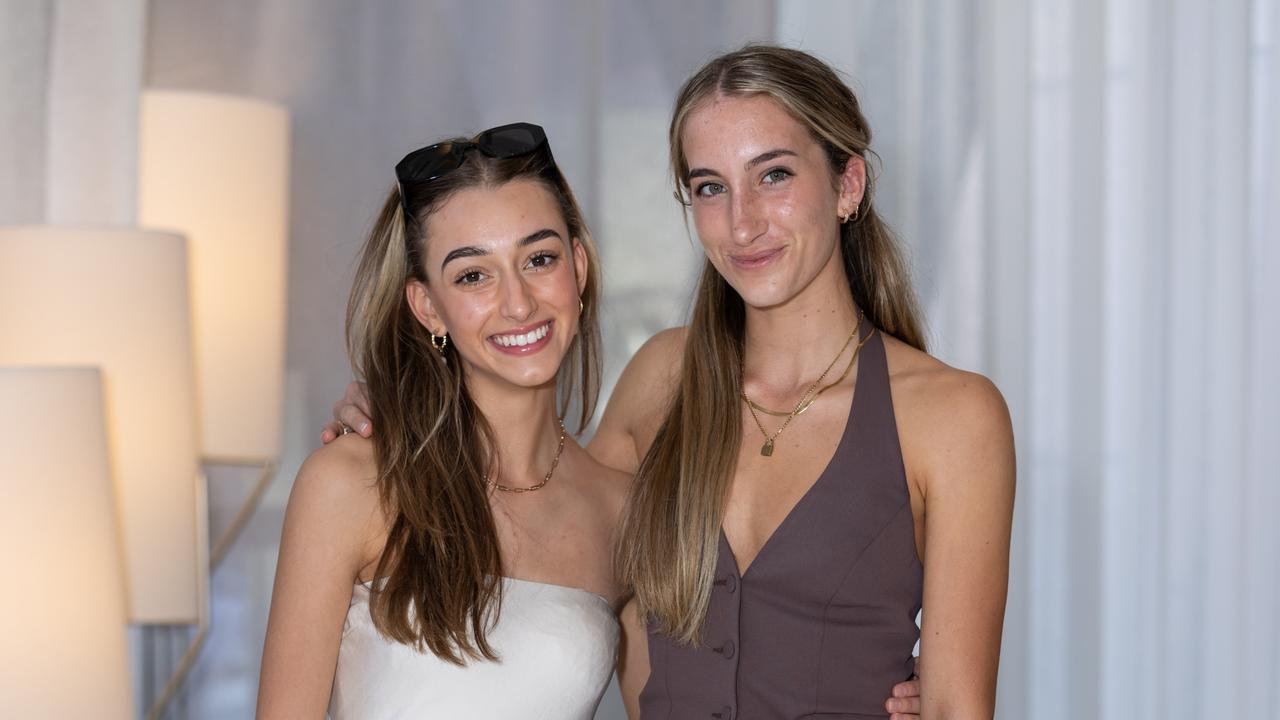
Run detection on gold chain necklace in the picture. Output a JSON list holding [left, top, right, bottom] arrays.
[[744, 327, 876, 417], [741, 320, 862, 457], [486, 419, 567, 493]]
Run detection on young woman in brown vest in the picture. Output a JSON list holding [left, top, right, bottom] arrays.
[[325, 45, 1012, 719]]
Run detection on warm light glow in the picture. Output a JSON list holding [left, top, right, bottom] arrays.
[[0, 368, 134, 719], [0, 226, 201, 623], [139, 90, 289, 461]]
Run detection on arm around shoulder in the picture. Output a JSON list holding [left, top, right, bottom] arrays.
[[916, 373, 1015, 719], [257, 436, 382, 719], [616, 597, 650, 720], [588, 327, 686, 474]]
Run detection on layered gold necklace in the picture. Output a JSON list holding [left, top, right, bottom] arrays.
[[741, 317, 876, 457]]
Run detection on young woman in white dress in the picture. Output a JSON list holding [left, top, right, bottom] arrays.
[[257, 123, 630, 719]]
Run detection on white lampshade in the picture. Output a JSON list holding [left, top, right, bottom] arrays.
[[0, 367, 133, 719], [139, 90, 289, 461], [0, 226, 201, 623]]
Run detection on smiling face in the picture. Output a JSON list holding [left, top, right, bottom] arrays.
[[681, 93, 865, 310], [405, 178, 588, 392]]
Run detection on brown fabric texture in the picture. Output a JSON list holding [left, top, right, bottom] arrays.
[[640, 323, 923, 720]]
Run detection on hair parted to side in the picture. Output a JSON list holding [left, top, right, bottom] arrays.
[[616, 44, 927, 645], [346, 136, 601, 664]]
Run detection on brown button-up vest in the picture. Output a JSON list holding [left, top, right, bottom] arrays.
[[640, 325, 923, 720]]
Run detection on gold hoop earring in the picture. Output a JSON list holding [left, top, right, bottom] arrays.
[[578, 298, 584, 314], [429, 331, 449, 356]]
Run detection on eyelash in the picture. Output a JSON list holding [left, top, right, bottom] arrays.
[[455, 269, 485, 286], [693, 167, 794, 199], [763, 167, 793, 184], [527, 250, 559, 269], [695, 182, 726, 199], [452, 251, 560, 286]]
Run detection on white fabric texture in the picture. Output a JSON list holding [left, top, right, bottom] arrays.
[[329, 578, 619, 720]]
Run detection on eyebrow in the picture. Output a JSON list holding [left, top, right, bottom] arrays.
[[440, 228, 563, 272], [686, 148, 799, 181]]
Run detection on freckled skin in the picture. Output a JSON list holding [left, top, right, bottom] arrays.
[[682, 94, 850, 312], [405, 179, 589, 395]]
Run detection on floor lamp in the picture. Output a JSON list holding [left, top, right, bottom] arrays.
[[137, 89, 290, 719], [0, 368, 137, 720]]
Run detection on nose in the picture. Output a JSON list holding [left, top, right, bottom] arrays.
[[730, 187, 767, 246], [498, 271, 537, 323]]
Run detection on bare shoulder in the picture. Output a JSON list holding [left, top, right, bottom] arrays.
[[623, 326, 686, 389], [882, 334, 1014, 492], [614, 326, 685, 420], [883, 334, 1010, 432], [590, 326, 687, 472], [286, 434, 383, 551]]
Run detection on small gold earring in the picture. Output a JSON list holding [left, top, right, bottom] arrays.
[[429, 331, 449, 356], [579, 298, 584, 314]]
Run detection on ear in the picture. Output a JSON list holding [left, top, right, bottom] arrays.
[[405, 278, 447, 335], [837, 154, 867, 219], [571, 237, 589, 297]]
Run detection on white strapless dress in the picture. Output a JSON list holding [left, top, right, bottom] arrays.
[[328, 577, 619, 719]]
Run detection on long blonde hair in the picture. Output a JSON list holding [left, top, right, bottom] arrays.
[[347, 137, 601, 663], [617, 44, 926, 645]]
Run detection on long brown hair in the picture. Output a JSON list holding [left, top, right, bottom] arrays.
[[617, 44, 926, 644], [346, 136, 601, 663]]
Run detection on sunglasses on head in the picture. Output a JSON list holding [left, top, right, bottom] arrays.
[[395, 122, 549, 198]]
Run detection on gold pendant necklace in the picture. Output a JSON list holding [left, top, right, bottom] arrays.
[[744, 327, 876, 417], [741, 317, 868, 457], [485, 419, 567, 493]]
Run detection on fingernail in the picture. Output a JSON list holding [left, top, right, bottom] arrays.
[[359, 421, 370, 435]]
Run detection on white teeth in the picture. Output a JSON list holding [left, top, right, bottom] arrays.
[[494, 322, 550, 348]]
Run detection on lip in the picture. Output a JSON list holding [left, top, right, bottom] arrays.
[[488, 319, 554, 356], [729, 246, 785, 270]]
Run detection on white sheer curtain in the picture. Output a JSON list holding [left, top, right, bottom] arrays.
[[0, 0, 145, 225], [780, 1, 1280, 718]]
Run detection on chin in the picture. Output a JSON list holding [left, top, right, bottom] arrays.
[[480, 349, 565, 390], [724, 274, 797, 310], [503, 366, 561, 389]]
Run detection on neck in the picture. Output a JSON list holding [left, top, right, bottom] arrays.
[[741, 254, 861, 392], [465, 377, 563, 486]]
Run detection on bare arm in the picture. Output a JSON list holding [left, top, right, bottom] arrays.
[[257, 438, 380, 718], [916, 375, 1015, 719], [588, 329, 684, 718], [616, 598, 651, 720]]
